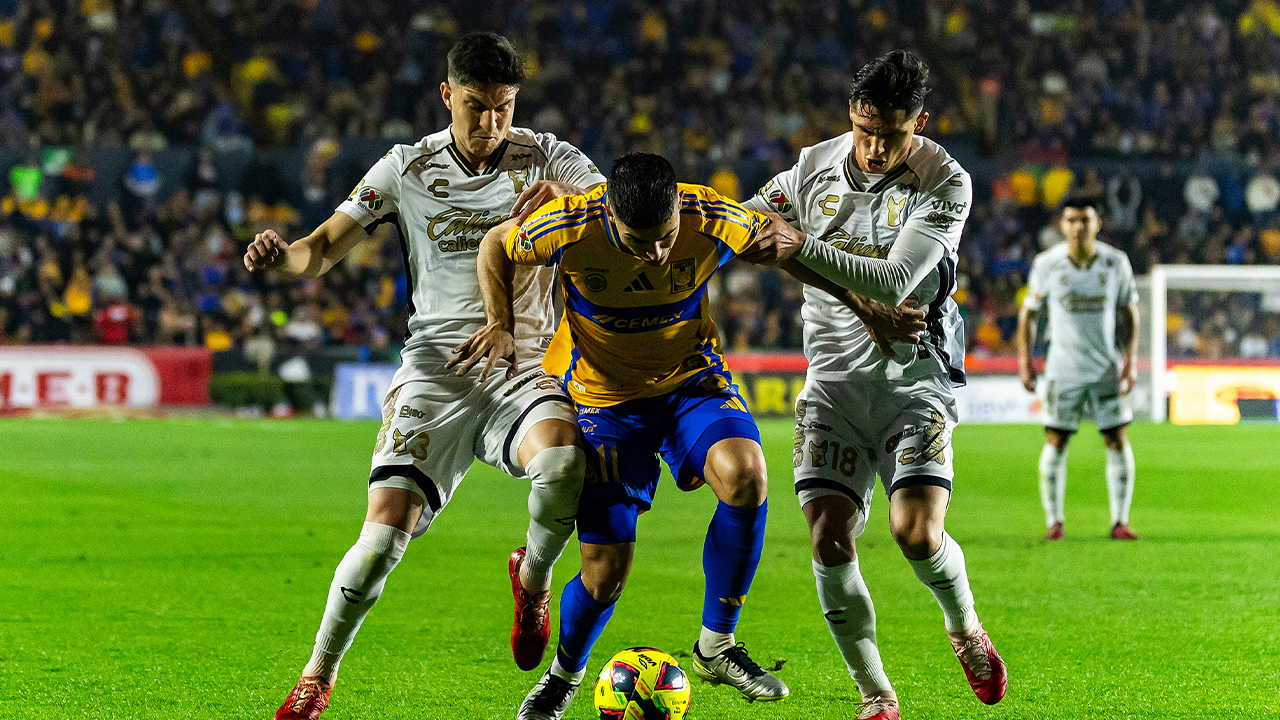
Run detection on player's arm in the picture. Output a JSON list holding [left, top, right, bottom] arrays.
[[777, 258, 925, 353], [449, 218, 522, 379], [510, 140, 608, 223], [1116, 258, 1139, 395], [243, 211, 367, 278], [1016, 305, 1039, 392], [450, 207, 570, 379], [1017, 256, 1048, 392], [754, 212, 945, 305], [751, 174, 971, 305], [742, 175, 926, 352]]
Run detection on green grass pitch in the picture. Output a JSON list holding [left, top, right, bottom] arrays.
[[1, 419, 1277, 719]]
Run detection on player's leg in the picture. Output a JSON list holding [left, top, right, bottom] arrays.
[[1101, 423, 1138, 539], [1039, 427, 1072, 539], [661, 379, 787, 701], [518, 400, 658, 720], [276, 382, 470, 720], [519, 540, 634, 720], [793, 384, 895, 715], [803, 496, 897, 718], [882, 386, 1006, 705], [1039, 380, 1082, 539], [514, 418, 586, 593], [477, 372, 586, 669]]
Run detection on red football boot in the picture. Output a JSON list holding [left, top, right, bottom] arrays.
[[1045, 522, 1064, 541], [856, 694, 900, 720], [275, 677, 332, 720], [949, 624, 1007, 705], [509, 547, 552, 671], [1110, 523, 1140, 540]]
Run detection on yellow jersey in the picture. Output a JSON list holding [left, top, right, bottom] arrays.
[[506, 183, 767, 406]]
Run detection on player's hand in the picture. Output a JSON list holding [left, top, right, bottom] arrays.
[[1019, 361, 1037, 393], [447, 323, 519, 381], [1119, 356, 1136, 395], [511, 181, 582, 225], [739, 210, 805, 265], [244, 229, 291, 272], [851, 297, 927, 356]]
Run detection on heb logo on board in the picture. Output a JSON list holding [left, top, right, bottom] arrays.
[[0, 348, 160, 409]]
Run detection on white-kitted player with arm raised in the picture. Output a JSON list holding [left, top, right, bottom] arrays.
[[243, 32, 606, 720], [743, 50, 1007, 720], [1016, 193, 1140, 542]]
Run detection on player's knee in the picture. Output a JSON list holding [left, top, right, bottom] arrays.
[[714, 459, 768, 506], [1045, 430, 1070, 451], [527, 446, 586, 497], [811, 525, 856, 566], [1101, 427, 1127, 451], [890, 513, 942, 560], [580, 552, 630, 604]]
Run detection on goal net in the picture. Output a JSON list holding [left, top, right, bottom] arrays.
[[1144, 264, 1280, 424]]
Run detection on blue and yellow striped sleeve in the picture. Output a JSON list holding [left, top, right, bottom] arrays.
[[506, 193, 606, 267], [679, 186, 770, 263]]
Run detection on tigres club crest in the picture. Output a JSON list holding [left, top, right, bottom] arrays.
[[360, 186, 383, 212]]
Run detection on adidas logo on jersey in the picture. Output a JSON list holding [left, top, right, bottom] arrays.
[[623, 272, 656, 292]]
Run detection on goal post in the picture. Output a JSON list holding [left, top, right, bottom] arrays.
[[1148, 264, 1280, 423]]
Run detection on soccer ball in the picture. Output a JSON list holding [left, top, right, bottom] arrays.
[[593, 647, 691, 720]]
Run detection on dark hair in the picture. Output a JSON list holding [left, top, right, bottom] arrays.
[[1060, 193, 1104, 213], [447, 32, 526, 87], [608, 153, 678, 229], [849, 50, 930, 116]]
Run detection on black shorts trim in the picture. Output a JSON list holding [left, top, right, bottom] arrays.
[[795, 477, 865, 512], [370, 464, 442, 513], [887, 474, 953, 496], [502, 393, 574, 469], [1097, 421, 1131, 433], [1043, 425, 1078, 435]]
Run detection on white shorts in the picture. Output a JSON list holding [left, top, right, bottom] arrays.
[[793, 374, 957, 538], [1041, 378, 1132, 432], [369, 355, 576, 538]]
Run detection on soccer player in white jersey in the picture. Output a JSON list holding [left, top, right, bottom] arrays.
[[1017, 193, 1140, 542], [242, 33, 606, 720], [743, 51, 1007, 720]]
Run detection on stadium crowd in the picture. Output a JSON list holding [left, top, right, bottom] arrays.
[[3, 0, 1280, 363]]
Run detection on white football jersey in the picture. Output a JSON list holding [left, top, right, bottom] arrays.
[[744, 133, 970, 385], [1024, 241, 1136, 383], [336, 126, 606, 361]]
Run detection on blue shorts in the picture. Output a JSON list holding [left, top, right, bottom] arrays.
[[576, 369, 761, 545]]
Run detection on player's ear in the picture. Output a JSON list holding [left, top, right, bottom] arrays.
[[914, 111, 929, 133], [440, 82, 453, 109]]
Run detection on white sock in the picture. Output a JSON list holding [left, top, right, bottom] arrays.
[[549, 657, 587, 684], [698, 626, 735, 657], [522, 446, 586, 592], [812, 559, 893, 697], [302, 522, 411, 681], [908, 533, 979, 634], [1106, 443, 1135, 525], [1038, 444, 1067, 526]]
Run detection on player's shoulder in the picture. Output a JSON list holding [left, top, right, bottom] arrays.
[[793, 133, 851, 190], [906, 135, 971, 195], [504, 126, 576, 160], [1031, 241, 1069, 267], [677, 184, 759, 221], [525, 183, 608, 230], [383, 129, 453, 174], [1095, 241, 1134, 268]]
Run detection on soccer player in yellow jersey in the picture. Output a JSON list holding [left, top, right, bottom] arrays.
[[455, 153, 789, 718]]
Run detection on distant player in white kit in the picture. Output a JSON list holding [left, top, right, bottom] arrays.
[[743, 51, 1006, 720], [242, 33, 606, 720], [1016, 193, 1140, 542]]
